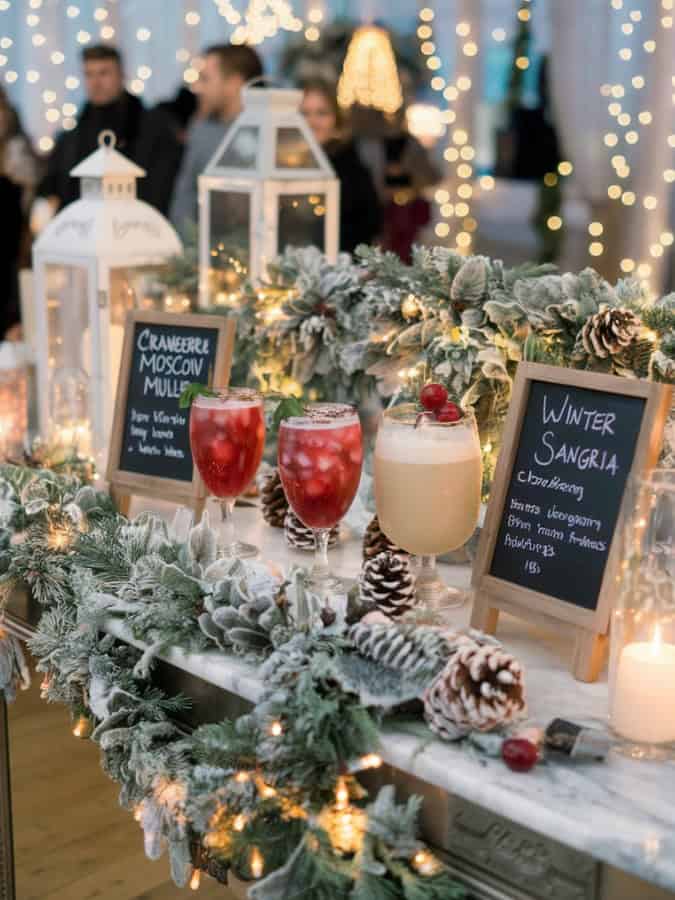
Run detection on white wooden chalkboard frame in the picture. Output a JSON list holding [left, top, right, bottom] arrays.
[[107, 310, 236, 518], [471, 362, 672, 682]]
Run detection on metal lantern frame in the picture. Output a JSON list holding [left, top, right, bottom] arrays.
[[198, 86, 340, 308], [33, 131, 182, 457]]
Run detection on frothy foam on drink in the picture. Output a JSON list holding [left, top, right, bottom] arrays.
[[282, 403, 358, 429], [194, 392, 261, 409], [376, 419, 479, 463]]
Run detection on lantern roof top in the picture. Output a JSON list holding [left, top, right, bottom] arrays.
[[71, 130, 146, 179], [203, 85, 336, 181]]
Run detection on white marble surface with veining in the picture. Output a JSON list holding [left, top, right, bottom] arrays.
[[112, 498, 675, 893]]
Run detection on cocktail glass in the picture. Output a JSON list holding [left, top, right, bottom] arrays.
[[190, 388, 265, 558], [374, 403, 482, 610], [278, 403, 363, 591]]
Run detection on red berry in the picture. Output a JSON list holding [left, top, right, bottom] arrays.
[[502, 738, 539, 773], [436, 402, 462, 423], [420, 383, 448, 411]]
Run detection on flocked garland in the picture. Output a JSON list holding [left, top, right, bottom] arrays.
[[227, 245, 675, 479], [0, 464, 531, 898]]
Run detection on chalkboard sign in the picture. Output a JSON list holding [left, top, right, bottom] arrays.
[[472, 363, 671, 682], [107, 311, 235, 513]]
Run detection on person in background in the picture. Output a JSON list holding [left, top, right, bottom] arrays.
[[351, 106, 441, 262], [156, 85, 201, 151], [0, 88, 40, 215], [301, 80, 382, 253], [169, 45, 263, 235], [36, 45, 181, 215], [0, 88, 37, 339]]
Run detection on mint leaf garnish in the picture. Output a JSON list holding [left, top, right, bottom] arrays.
[[272, 396, 305, 431], [178, 383, 217, 409]]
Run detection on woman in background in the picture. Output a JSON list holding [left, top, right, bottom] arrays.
[[0, 89, 36, 339], [301, 80, 382, 253]]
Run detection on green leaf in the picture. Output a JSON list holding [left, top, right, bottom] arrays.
[[272, 396, 305, 432], [178, 383, 216, 409]]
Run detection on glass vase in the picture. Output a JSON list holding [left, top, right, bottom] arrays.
[[609, 469, 675, 759]]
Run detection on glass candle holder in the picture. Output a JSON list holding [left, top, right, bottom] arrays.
[[48, 367, 92, 460], [0, 342, 29, 460], [609, 469, 675, 758]]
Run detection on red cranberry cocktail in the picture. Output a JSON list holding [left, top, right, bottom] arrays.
[[278, 403, 363, 589], [190, 388, 265, 558]]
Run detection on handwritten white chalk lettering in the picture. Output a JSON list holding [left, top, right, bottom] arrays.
[[136, 328, 211, 356], [516, 469, 585, 502], [534, 431, 619, 476], [542, 393, 616, 435]]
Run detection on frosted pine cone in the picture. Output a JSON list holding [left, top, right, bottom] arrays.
[[580, 307, 641, 359], [362, 515, 406, 561], [284, 510, 338, 550], [424, 639, 526, 740], [360, 551, 417, 618], [259, 468, 289, 528]]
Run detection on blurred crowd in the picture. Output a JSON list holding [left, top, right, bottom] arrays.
[[0, 42, 441, 340]]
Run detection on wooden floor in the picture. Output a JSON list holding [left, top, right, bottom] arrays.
[[7, 669, 234, 900]]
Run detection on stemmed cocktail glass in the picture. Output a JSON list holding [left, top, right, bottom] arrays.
[[374, 403, 482, 610], [189, 388, 265, 558], [278, 403, 363, 592]]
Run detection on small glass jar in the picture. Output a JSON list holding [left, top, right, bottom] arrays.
[[48, 367, 92, 460], [609, 469, 675, 758], [0, 342, 29, 459]]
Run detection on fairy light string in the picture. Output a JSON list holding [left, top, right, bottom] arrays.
[[593, 0, 675, 290], [418, 3, 487, 254]]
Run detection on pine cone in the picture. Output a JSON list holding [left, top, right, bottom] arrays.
[[348, 621, 449, 680], [581, 307, 641, 359], [360, 551, 417, 618], [424, 638, 526, 740], [284, 510, 339, 550], [259, 468, 289, 528], [363, 515, 406, 561]]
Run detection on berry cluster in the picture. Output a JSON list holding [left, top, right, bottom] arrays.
[[419, 383, 462, 423]]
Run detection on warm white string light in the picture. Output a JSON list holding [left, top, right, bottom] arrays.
[[418, 3, 488, 253], [591, 0, 675, 288], [231, 0, 303, 46]]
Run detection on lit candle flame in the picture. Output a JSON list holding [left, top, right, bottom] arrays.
[[652, 623, 663, 656]]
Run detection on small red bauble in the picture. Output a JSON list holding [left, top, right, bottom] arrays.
[[502, 738, 539, 773], [436, 402, 462, 423], [420, 383, 448, 412]]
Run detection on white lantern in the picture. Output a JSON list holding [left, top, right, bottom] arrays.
[[33, 131, 183, 456], [198, 86, 339, 308]]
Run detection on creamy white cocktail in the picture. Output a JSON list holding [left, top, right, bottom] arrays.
[[374, 403, 482, 609]]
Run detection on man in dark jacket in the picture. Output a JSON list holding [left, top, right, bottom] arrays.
[[37, 45, 181, 215]]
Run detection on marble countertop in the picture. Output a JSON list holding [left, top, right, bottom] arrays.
[[111, 498, 675, 892]]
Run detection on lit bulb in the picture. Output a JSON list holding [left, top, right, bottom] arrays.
[[233, 814, 247, 832], [335, 777, 349, 810], [189, 868, 201, 890], [360, 753, 383, 769], [269, 720, 283, 737], [250, 847, 264, 879]]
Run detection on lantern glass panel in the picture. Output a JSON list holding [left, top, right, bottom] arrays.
[[109, 266, 169, 316], [216, 126, 259, 169], [208, 190, 250, 303], [45, 264, 89, 372], [278, 193, 326, 252], [276, 128, 320, 169]]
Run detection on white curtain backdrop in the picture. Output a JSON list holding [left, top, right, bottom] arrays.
[[550, 0, 675, 290]]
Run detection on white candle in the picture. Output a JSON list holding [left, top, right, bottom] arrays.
[[612, 626, 675, 744]]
